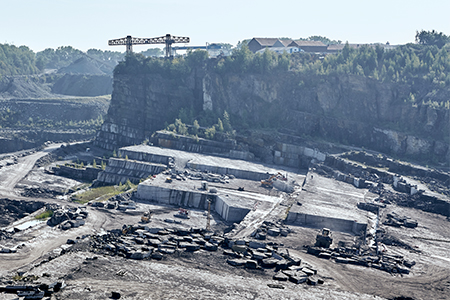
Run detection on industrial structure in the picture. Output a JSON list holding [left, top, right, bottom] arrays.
[[108, 34, 190, 57]]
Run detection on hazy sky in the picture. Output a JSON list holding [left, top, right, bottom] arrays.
[[2, 0, 450, 52]]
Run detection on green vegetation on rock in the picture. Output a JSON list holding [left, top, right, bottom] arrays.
[[71, 180, 136, 204], [35, 210, 54, 220]]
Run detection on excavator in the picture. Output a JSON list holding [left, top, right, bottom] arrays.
[[314, 228, 333, 248], [261, 172, 287, 187], [174, 208, 189, 219], [140, 210, 152, 223]]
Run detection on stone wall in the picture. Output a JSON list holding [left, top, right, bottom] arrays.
[[286, 212, 367, 235], [135, 184, 210, 210], [53, 165, 102, 182], [96, 158, 166, 185]]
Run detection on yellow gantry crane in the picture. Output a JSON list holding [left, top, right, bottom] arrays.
[[108, 34, 190, 57]]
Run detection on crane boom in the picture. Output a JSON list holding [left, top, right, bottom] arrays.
[[108, 34, 190, 57]]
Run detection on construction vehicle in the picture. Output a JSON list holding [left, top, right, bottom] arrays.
[[140, 210, 152, 223], [314, 228, 333, 248], [261, 172, 287, 187], [165, 177, 173, 183], [174, 208, 189, 219], [122, 224, 132, 235]]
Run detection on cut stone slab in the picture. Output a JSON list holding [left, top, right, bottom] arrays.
[[267, 228, 281, 236], [301, 267, 316, 276], [245, 260, 258, 269], [273, 272, 289, 281], [227, 258, 246, 266], [232, 244, 247, 253], [307, 276, 318, 285], [151, 252, 163, 260], [276, 259, 289, 270], [261, 258, 279, 268], [249, 241, 266, 249], [252, 251, 267, 260], [204, 243, 218, 251], [289, 274, 308, 284], [318, 252, 332, 259]]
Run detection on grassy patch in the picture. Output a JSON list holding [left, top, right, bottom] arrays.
[[71, 181, 136, 204], [35, 210, 53, 220]]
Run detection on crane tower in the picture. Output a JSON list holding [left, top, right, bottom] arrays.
[[108, 34, 190, 57]]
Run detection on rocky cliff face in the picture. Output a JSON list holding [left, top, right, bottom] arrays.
[[95, 67, 449, 164]]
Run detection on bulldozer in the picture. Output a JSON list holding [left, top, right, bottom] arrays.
[[140, 210, 152, 223], [314, 228, 333, 248]]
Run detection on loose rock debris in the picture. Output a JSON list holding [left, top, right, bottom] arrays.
[[47, 205, 88, 230], [71, 223, 326, 287], [0, 280, 66, 299], [305, 244, 415, 275]]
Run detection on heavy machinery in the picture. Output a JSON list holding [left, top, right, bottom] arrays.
[[314, 228, 333, 248], [174, 208, 189, 219], [261, 172, 287, 187], [108, 34, 190, 57], [140, 210, 152, 223]]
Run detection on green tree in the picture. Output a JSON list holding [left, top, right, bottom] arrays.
[[222, 111, 232, 132], [192, 120, 200, 135], [216, 118, 224, 132], [415, 30, 449, 48]]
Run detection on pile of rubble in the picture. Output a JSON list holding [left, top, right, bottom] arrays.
[[85, 222, 323, 286], [415, 176, 450, 197], [383, 212, 418, 228], [357, 201, 386, 214], [0, 280, 66, 299], [224, 239, 322, 285], [0, 229, 14, 240], [47, 206, 88, 230], [0, 199, 45, 227], [21, 186, 66, 198], [91, 192, 136, 211], [306, 245, 415, 275], [88, 225, 222, 260], [165, 169, 235, 184], [251, 221, 291, 240]]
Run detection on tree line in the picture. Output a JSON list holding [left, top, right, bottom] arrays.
[[0, 43, 162, 76]]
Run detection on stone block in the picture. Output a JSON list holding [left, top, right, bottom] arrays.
[[227, 258, 246, 266], [204, 243, 218, 251], [301, 267, 316, 276], [318, 252, 332, 259], [232, 244, 247, 253], [245, 260, 258, 269], [273, 272, 289, 281], [261, 258, 279, 268], [289, 274, 308, 284], [267, 228, 280, 236], [307, 276, 318, 285], [249, 241, 266, 249], [251, 251, 267, 260]]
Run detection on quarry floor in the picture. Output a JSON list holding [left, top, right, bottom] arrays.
[[0, 145, 449, 300]]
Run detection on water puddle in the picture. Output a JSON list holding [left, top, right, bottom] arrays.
[[15, 219, 44, 230]]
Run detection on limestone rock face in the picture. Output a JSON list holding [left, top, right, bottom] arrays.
[[95, 69, 449, 163]]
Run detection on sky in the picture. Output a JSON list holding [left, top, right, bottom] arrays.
[[2, 0, 450, 53]]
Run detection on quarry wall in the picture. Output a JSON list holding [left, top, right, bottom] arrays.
[[95, 67, 450, 165]]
